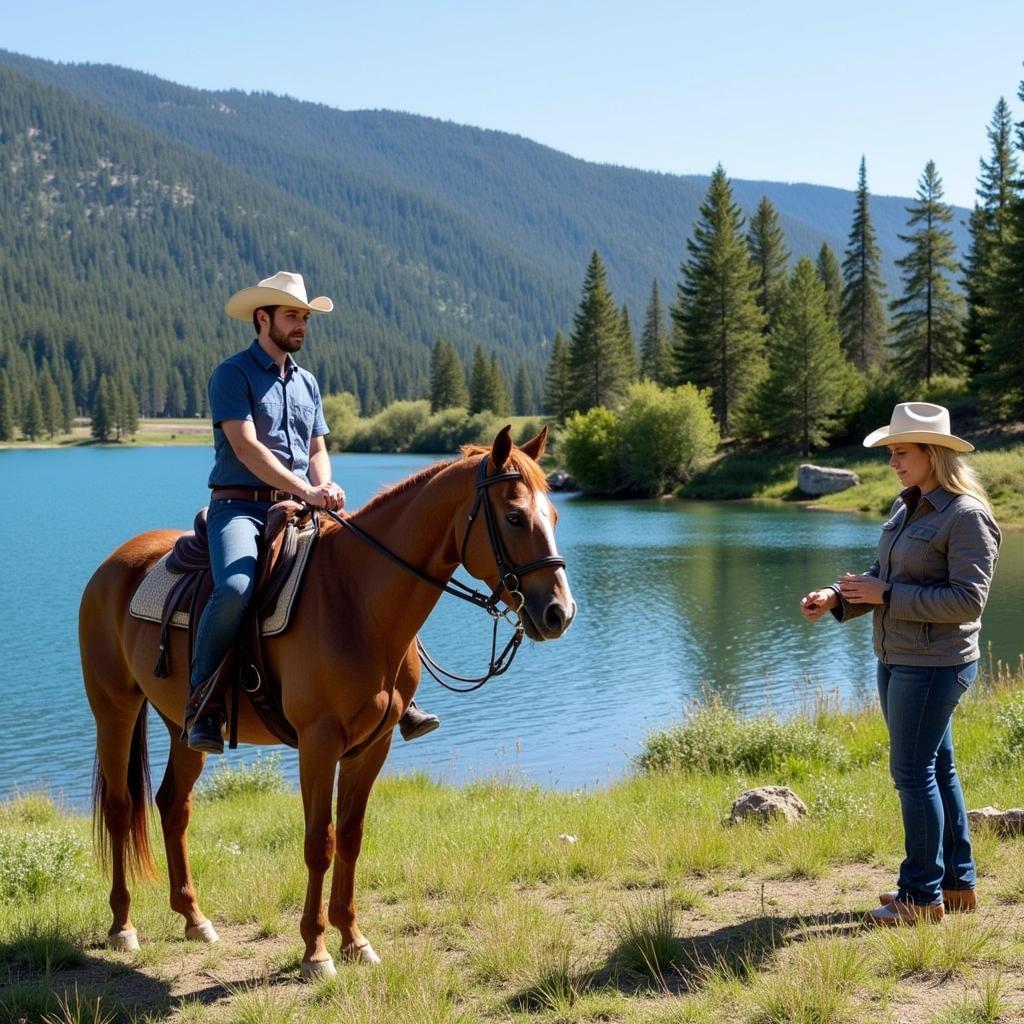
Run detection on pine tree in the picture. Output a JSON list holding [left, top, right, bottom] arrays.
[[840, 157, 888, 370], [38, 365, 61, 439], [22, 381, 43, 441], [640, 279, 673, 385], [91, 375, 112, 441], [981, 78, 1024, 415], [568, 250, 629, 411], [513, 362, 531, 415], [964, 98, 1019, 382], [673, 165, 766, 435], [469, 345, 492, 414], [760, 259, 853, 455], [58, 364, 75, 434], [815, 243, 843, 323], [429, 338, 469, 411], [890, 161, 964, 383], [0, 372, 14, 441], [543, 331, 572, 424], [118, 375, 139, 437], [618, 304, 636, 382], [747, 196, 790, 326], [488, 353, 511, 416]]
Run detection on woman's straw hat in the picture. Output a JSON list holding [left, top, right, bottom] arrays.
[[863, 402, 974, 453], [225, 271, 333, 321]]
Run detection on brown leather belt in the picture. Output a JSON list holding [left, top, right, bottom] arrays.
[[211, 487, 297, 503]]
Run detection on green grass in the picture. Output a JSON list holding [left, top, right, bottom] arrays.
[[680, 429, 1024, 525], [6, 664, 1024, 1021]]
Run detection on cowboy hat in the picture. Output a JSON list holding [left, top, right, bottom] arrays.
[[225, 271, 334, 321], [863, 402, 974, 452]]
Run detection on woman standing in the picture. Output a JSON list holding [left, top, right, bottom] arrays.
[[801, 403, 1000, 924]]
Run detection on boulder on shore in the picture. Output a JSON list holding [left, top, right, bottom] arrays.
[[798, 464, 859, 497], [547, 469, 577, 491], [728, 786, 807, 825], [966, 806, 1024, 836]]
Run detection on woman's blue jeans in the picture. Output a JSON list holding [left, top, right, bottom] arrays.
[[877, 659, 978, 906], [189, 499, 270, 691]]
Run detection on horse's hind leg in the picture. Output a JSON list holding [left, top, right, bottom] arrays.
[[155, 721, 219, 942], [329, 733, 392, 965]]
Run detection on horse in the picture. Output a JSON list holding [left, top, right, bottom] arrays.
[[79, 425, 575, 978]]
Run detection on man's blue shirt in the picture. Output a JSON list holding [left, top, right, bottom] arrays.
[[207, 340, 329, 488]]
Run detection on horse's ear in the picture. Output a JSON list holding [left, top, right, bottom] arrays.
[[490, 425, 513, 471], [518, 426, 548, 463]]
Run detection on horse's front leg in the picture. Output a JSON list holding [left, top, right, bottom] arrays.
[[297, 719, 344, 980], [329, 731, 393, 964]]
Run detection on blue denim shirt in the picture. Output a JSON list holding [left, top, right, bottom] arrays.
[[206, 340, 329, 488]]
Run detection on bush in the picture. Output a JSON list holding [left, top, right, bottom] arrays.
[[350, 400, 431, 452], [618, 381, 719, 495], [0, 827, 86, 901], [322, 392, 362, 451], [635, 700, 849, 775], [198, 753, 288, 801], [410, 407, 501, 452], [559, 407, 622, 495]]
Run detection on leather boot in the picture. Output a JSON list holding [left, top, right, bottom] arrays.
[[399, 701, 440, 741], [879, 888, 976, 913]]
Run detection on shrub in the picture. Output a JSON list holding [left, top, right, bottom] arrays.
[[618, 381, 719, 495], [635, 700, 849, 775], [322, 392, 362, 451], [559, 407, 622, 495], [0, 827, 86, 901], [410, 408, 500, 453], [198, 753, 288, 801], [351, 400, 432, 452]]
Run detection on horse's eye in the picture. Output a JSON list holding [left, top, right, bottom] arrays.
[[505, 511, 525, 527]]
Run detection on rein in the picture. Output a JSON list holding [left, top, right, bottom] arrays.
[[324, 455, 565, 693]]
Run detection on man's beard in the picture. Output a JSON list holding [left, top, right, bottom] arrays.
[[269, 321, 304, 353]]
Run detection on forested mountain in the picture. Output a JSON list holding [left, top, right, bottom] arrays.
[[0, 49, 969, 419]]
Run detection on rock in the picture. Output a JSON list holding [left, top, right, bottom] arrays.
[[966, 807, 1024, 835], [797, 464, 860, 496], [546, 469, 577, 491], [558, 833, 578, 844], [728, 786, 807, 825]]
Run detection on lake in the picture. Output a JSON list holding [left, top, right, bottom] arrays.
[[1, 446, 1020, 807]]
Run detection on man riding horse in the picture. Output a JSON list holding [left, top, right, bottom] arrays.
[[183, 271, 439, 753]]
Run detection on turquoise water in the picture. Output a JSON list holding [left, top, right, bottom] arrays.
[[1, 447, 1020, 806]]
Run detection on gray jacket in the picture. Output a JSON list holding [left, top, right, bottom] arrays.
[[830, 486, 1001, 666]]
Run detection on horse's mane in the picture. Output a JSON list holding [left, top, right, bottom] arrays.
[[353, 446, 547, 520]]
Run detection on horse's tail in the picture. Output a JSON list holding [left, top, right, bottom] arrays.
[[92, 700, 157, 883]]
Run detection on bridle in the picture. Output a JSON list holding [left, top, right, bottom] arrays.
[[325, 454, 566, 692]]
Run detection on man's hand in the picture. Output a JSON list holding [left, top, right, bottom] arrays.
[[837, 572, 888, 605], [800, 588, 838, 621], [305, 481, 345, 511]]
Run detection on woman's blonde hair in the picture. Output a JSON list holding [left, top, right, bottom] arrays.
[[924, 444, 993, 515]]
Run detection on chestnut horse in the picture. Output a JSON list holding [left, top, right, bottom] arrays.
[[80, 426, 574, 978]]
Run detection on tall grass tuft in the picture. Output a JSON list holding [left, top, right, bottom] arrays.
[[636, 700, 849, 775], [41, 985, 116, 1024], [197, 753, 288, 801], [613, 891, 679, 984]]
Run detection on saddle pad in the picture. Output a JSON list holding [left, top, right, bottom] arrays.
[[128, 519, 317, 637]]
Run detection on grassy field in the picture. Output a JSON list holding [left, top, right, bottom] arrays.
[[680, 428, 1024, 527], [5, 660, 1024, 1023], [0, 419, 213, 449]]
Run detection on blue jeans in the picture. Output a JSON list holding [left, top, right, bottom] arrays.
[[877, 659, 978, 906], [190, 499, 270, 691]]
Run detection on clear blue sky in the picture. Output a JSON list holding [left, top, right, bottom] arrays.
[[5, 0, 1022, 208]]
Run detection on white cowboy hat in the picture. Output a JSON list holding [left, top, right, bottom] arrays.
[[863, 402, 974, 452], [225, 271, 334, 321]]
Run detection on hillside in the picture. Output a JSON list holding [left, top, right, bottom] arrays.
[[0, 49, 971, 417]]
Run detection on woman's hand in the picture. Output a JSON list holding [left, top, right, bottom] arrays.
[[800, 588, 838, 621], [837, 573, 888, 605]]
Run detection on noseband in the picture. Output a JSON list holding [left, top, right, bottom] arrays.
[[327, 455, 566, 692]]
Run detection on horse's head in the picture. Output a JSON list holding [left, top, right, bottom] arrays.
[[460, 426, 575, 642]]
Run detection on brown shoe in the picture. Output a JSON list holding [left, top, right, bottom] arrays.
[[867, 899, 944, 926], [879, 888, 976, 913], [398, 701, 440, 741]]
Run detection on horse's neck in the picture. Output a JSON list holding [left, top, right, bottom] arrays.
[[330, 462, 470, 646]]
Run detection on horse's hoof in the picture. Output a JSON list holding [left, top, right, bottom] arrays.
[[300, 955, 337, 981], [342, 939, 381, 965], [108, 927, 140, 952], [185, 920, 220, 943]]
